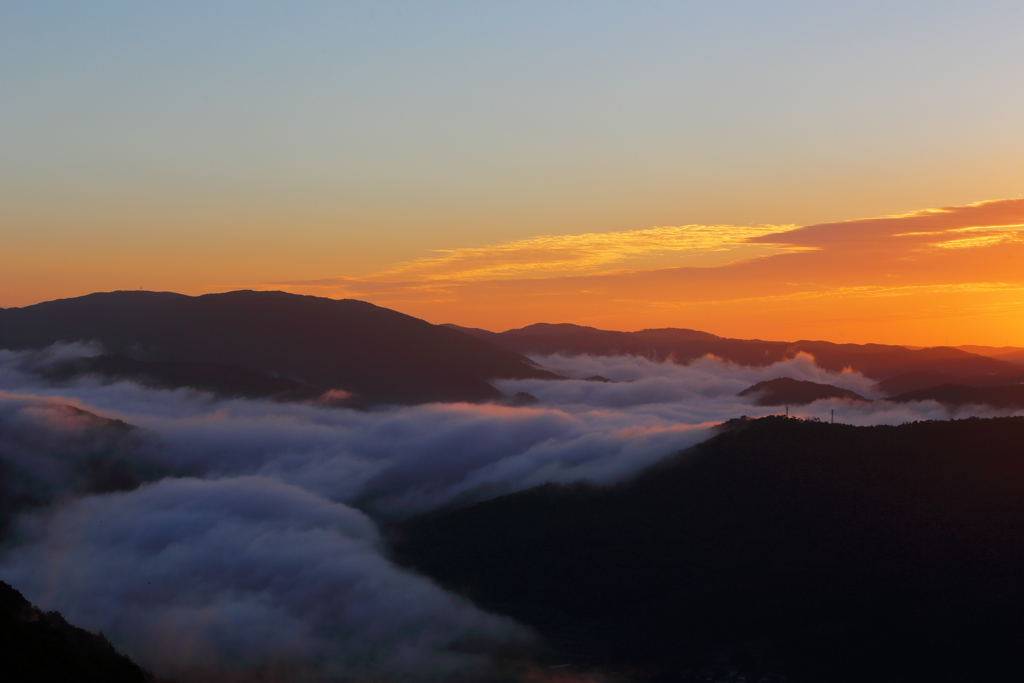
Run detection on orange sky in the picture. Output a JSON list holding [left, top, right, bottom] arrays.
[[5, 6, 1024, 347], [266, 198, 1024, 346], [6, 196, 1024, 346]]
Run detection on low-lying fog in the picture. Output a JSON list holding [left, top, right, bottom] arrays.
[[1, 344, 1019, 681]]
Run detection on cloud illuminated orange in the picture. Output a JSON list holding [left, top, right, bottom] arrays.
[[268, 198, 1024, 346], [368, 224, 795, 281]]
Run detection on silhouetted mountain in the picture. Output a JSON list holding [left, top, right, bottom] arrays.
[[890, 383, 1024, 410], [45, 354, 326, 402], [958, 344, 1024, 364], [0, 291, 558, 404], [0, 581, 153, 683], [447, 322, 720, 356], [738, 377, 867, 405], [441, 323, 507, 346], [875, 370, 975, 395], [875, 369, 1024, 395], [396, 416, 1024, 682], [451, 322, 1017, 387]]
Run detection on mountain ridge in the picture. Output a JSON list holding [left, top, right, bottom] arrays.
[[0, 290, 558, 405], [447, 321, 1023, 390]]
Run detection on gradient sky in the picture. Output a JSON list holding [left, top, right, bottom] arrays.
[[3, 2, 1024, 344]]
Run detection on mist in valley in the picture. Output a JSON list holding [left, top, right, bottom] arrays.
[[2, 344, 1021, 681]]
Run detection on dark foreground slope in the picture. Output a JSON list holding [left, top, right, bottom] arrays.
[[0, 291, 556, 404], [0, 581, 152, 683], [397, 416, 1024, 682], [454, 322, 1023, 389]]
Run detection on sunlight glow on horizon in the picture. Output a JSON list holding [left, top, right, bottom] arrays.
[[264, 198, 1024, 347], [3, 3, 1024, 346]]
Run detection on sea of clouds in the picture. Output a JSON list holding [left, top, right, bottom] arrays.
[[1, 344, 1020, 681]]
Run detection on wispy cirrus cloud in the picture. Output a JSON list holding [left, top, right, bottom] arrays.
[[262, 198, 1024, 345], [280, 224, 795, 287], [371, 224, 795, 281]]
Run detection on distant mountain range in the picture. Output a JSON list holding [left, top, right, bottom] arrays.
[[735, 376, 1024, 411], [4, 291, 1023, 405], [450, 322, 1024, 396], [0, 291, 557, 405], [445, 322, 720, 355], [957, 344, 1024, 364], [396, 415, 1024, 682], [889, 383, 1024, 410]]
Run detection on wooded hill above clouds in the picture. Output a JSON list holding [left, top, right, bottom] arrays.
[[397, 415, 1024, 682]]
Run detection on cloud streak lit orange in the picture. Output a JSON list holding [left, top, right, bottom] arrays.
[[270, 198, 1024, 346], [346, 224, 794, 282]]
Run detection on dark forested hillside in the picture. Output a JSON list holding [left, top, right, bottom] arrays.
[[0, 581, 152, 683], [396, 416, 1024, 682], [0, 291, 557, 404]]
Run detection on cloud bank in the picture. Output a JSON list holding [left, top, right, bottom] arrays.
[[3, 476, 523, 683], [2, 345, 1023, 680]]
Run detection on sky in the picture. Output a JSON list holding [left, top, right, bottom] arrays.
[[3, 1, 1024, 345]]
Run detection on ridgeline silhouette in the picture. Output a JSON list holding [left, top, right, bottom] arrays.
[[0, 290, 557, 405], [733, 376, 1024, 411], [889, 383, 1024, 410], [449, 322, 1024, 393]]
